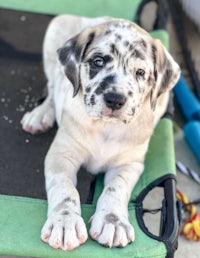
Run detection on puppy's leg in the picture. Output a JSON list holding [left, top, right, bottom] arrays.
[[41, 131, 88, 250], [21, 81, 55, 134], [89, 162, 144, 247]]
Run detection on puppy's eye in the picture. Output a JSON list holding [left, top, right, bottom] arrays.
[[93, 57, 105, 68], [136, 69, 145, 76]]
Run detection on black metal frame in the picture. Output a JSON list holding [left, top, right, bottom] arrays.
[[135, 173, 181, 258]]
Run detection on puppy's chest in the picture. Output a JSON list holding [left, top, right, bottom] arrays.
[[85, 126, 132, 173]]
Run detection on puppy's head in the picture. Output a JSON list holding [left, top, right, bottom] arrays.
[[58, 19, 180, 123]]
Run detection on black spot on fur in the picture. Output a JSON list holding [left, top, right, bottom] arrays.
[[90, 94, 96, 105], [154, 70, 158, 82], [128, 91, 133, 97], [89, 69, 99, 80], [73, 45, 82, 62], [151, 45, 158, 82], [57, 47, 69, 65], [114, 22, 131, 29], [111, 86, 117, 92], [115, 34, 122, 40], [117, 174, 127, 183], [123, 40, 129, 47], [62, 58, 81, 97], [131, 108, 135, 116], [107, 187, 116, 192], [85, 87, 91, 93], [103, 74, 116, 86], [151, 44, 157, 82], [105, 213, 119, 224], [58, 38, 82, 65], [139, 39, 147, 50], [151, 45, 157, 65], [129, 44, 134, 51], [62, 210, 69, 216], [95, 74, 116, 95], [105, 29, 112, 35], [161, 67, 173, 93], [132, 49, 145, 60], [64, 197, 76, 206], [110, 44, 120, 57], [84, 94, 87, 104], [95, 87, 104, 95], [81, 32, 95, 61], [104, 55, 113, 63]]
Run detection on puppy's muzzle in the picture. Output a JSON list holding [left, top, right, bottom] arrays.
[[103, 93, 126, 110]]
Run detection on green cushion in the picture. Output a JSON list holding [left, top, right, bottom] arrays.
[[0, 194, 167, 258], [132, 118, 175, 200]]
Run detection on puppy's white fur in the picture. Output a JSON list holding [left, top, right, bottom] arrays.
[[21, 15, 180, 250]]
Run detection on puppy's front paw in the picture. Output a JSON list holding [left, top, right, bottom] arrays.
[[41, 212, 88, 250], [21, 104, 55, 134], [89, 211, 135, 247]]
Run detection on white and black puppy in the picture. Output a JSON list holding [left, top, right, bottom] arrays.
[[21, 15, 180, 250]]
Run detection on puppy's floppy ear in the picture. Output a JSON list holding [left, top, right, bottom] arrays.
[[57, 35, 81, 97], [150, 39, 180, 110], [57, 31, 95, 97]]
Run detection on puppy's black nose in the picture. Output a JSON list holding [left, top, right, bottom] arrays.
[[104, 92, 126, 110]]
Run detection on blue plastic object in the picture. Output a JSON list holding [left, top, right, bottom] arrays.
[[174, 75, 200, 121], [174, 75, 200, 163], [184, 121, 200, 162]]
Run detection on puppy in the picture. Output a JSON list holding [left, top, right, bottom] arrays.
[[21, 15, 180, 250]]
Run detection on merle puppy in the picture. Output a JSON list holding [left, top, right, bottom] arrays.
[[21, 15, 180, 250]]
